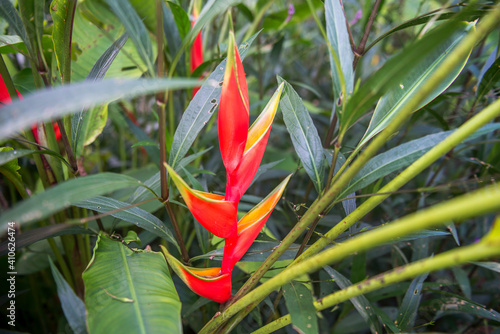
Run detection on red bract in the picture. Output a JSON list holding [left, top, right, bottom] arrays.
[[162, 246, 231, 303], [0, 74, 61, 143], [163, 31, 290, 304], [225, 83, 284, 202], [221, 175, 291, 273], [165, 163, 237, 238], [218, 32, 249, 174]]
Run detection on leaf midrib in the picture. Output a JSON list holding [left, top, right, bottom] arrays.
[[119, 245, 146, 334]]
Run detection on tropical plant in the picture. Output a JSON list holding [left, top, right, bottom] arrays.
[[0, 0, 499, 333]]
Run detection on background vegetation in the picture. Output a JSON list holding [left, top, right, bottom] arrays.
[[0, 0, 499, 333]]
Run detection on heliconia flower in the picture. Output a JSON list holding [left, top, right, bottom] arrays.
[[191, 4, 203, 97], [165, 163, 238, 238], [161, 246, 231, 303], [225, 82, 285, 202], [221, 174, 291, 273], [218, 32, 250, 174], [0, 74, 61, 143]]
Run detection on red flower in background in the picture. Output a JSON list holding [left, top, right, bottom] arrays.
[[163, 31, 290, 303], [191, 5, 203, 97]]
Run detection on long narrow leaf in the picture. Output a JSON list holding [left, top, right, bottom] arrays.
[[49, 258, 87, 334], [324, 266, 383, 334], [338, 123, 500, 199], [105, 0, 154, 76], [325, 0, 354, 100], [395, 273, 428, 331], [278, 77, 325, 192], [0, 78, 198, 140], [75, 196, 179, 251], [358, 22, 474, 149], [0, 0, 33, 56], [0, 173, 143, 230]]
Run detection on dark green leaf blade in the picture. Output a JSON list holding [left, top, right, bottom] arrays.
[[104, 0, 154, 76], [0, 78, 198, 140], [341, 20, 467, 132], [324, 266, 383, 334], [395, 273, 428, 331], [74, 196, 179, 251], [0, 224, 93, 256], [358, 22, 474, 149], [338, 123, 500, 199], [49, 258, 87, 334], [83, 233, 182, 333], [278, 77, 325, 192], [283, 281, 318, 334], [0, 0, 33, 56], [168, 33, 258, 168], [325, 0, 354, 100], [477, 55, 500, 101], [0, 173, 142, 230]]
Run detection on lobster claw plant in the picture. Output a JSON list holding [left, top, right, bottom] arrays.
[[0, 1, 500, 334]]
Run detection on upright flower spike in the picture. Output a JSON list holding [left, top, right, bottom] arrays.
[[218, 32, 249, 174], [221, 175, 291, 273], [161, 246, 231, 303], [225, 82, 285, 202], [165, 163, 237, 238]]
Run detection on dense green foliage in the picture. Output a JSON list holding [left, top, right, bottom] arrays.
[[0, 0, 499, 333]]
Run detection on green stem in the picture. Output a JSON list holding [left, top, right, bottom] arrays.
[[223, 2, 500, 314], [202, 183, 500, 333], [298, 97, 500, 263], [255, 221, 500, 333]]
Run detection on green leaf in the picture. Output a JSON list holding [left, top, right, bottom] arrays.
[[278, 77, 325, 192], [168, 33, 259, 168], [325, 0, 354, 100], [431, 296, 500, 322], [104, 0, 154, 76], [0, 77, 198, 141], [357, 22, 474, 150], [49, 258, 87, 334], [470, 261, 500, 273], [324, 266, 383, 334], [395, 273, 428, 331], [0, 0, 33, 56], [124, 116, 161, 168], [71, 2, 144, 80], [338, 123, 500, 199], [163, 2, 186, 76], [283, 281, 318, 334], [0, 148, 70, 168], [451, 267, 471, 299], [74, 196, 179, 251], [0, 173, 143, 230], [476, 55, 500, 101], [83, 233, 182, 333], [0, 224, 92, 256], [341, 20, 468, 133], [0, 147, 21, 178], [50, 0, 78, 82], [191, 242, 303, 263]]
